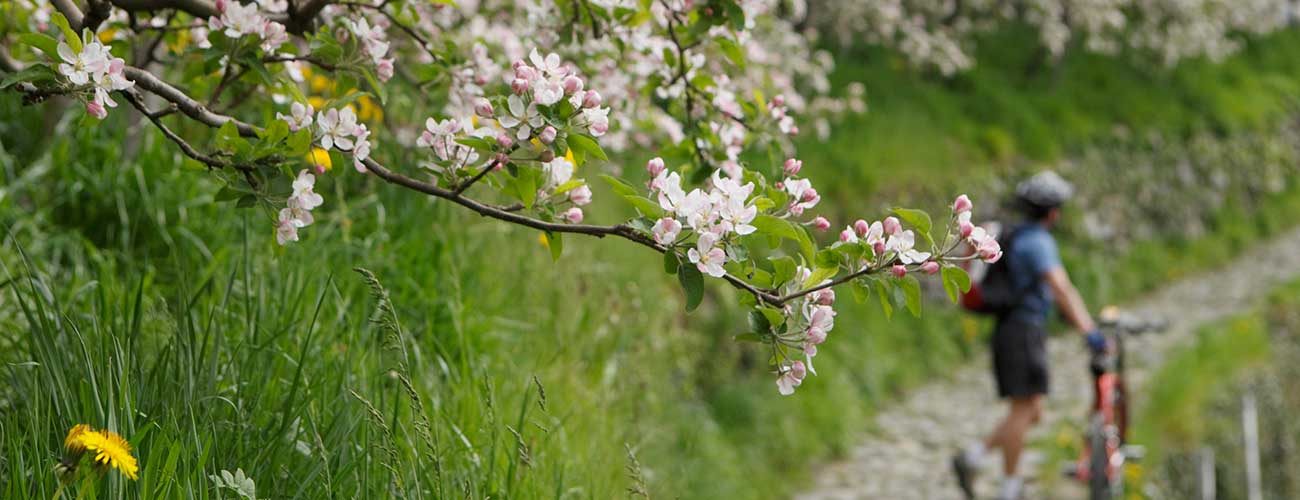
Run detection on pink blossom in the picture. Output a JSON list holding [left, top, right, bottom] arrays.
[[811, 216, 830, 231], [376, 58, 394, 82], [569, 185, 592, 206], [688, 232, 727, 277], [511, 78, 530, 95], [538, 126, 557, 144], [582, 90, 602, 108], [959, 221, 974, 238], [776, 364, 804, 396], [646, 157, 666, 177], [853, 219, 871, 237], [953, 194, 972, 213], [562, 207, 584, 224], [474, 98, 494, 118], [85, 100, 107, 120], [839, 228, 857, 244], [921, 261, 940, 275], [883, 216, 902, 235], [783, 158, 802, 176], [496, 134, 514, 150], [892, 265, 907, 277], [813, 288, 835, 306], [652, 217, 682, 245], [872, 240, 887, 257], [562, 75, 584, 95]]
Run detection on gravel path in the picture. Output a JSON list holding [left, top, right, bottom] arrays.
[[797, 226, 1300, 500]]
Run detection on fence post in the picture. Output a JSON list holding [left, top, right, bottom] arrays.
[[1243, 392, 1262, 500]]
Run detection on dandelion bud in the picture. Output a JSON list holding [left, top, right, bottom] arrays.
[[562, 207, 584, 224], [883, 216, 902, 235], [646, 157, 666, 176], [953, 194, 972, 214], [511, 78, 530, 95], [783, 158, 802, 176], [582, 90, 602, 108], [891, 265, 907, 278], [474, 98, 494, 118], [811, 216, 831, 231], [562, 75, 584, 95], [853, 219, 870, 237], [539, 126, 557, 144], [921, 261, 940, 275]]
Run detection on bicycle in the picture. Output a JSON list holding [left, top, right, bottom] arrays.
[[1063, 307, 1165, 500]]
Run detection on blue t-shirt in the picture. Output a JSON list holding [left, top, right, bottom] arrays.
[[1005, 223, 1061, 324]]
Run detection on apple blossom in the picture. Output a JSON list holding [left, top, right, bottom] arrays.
[[317, 107, 359, 151], [277, 102, 314, 132], [883, 216, 902, 235], [891, 265, 907, 278], [582, 90, 602, 108], [839, 228, 857, 244], [646, 157, 666, 177], [687, 232, 727, 278], [538, 126, 557, 144], [474, 99, 494, 118], [811, 216, 831, 231], [498, 95, 543, 140], [652, 217, 683, 245], [57, 41, 109, 86], [562, 207, 584, 224], [783, 158, 803, 176], [569, 185, 593, 206], [953, 194, 972, 214], [921, 261, 940, 275]]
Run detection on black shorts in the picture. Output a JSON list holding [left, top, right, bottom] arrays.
[[991, 316, 1049, 398]]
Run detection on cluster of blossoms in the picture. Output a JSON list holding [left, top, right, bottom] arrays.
[[207, 0, 288, 52], [776, 266, 838, 395], [646, 158, 761, 277], [275, 170, 324, 245], [837, 215, 934, 276], [313, 106, 372, 172], [56, 39, 134, 119], [348, 17, 395, 82], [777, 158, 823, 217], [507, 49, 610, 138], [953, 194, 1003, 263]]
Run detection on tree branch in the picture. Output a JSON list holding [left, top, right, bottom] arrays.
[[50, 0, 86, 30]]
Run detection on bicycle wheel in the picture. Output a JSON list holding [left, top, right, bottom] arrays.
[[1089, 416, 1110, 500]]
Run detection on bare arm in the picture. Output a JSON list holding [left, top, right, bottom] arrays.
[[1044, 267, 1096, 334]]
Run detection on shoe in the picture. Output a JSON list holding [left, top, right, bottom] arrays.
[[951, 452, 977, 500]]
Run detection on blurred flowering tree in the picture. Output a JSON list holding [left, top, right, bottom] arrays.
[[0, 0, 999, 394], [806, 0, 1294, 75]]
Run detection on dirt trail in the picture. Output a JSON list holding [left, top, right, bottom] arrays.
[[797, 226, 1300, 500]]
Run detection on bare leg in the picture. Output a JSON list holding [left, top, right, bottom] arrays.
[[984, 395, 1043, 476]]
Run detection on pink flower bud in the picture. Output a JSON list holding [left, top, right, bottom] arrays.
[[775, 181, 784, 190], [646, 157, 666, 176], [883, 216, 902, 235], [511, 78, 530, 95], [539, 126, 557, 144], [853, 219, 870, 237], [806, 327, 827, 345], [772, 94, 785, 108], [590, 121, 608, 135], [791, 360, 807, 380], [512, 59, 526, 71], [815, 289, 835, 306], [891, 265, 907, 278], [376, 58, 394, 82], [953, 194, 972, 214], [85, 100, 107, 120], [839, 229, 854, 243], [783, 158, 802, 176], [215, 0, 227, 12], [474, 98, 494, 118], [493, 153, 509, 169], [496, 133, 514, 150], [804, 344, 818, 357], [787, 126, 799, 136], [514, 65, 536, 81], [959, 221, 974, 238], [921, 261, 940, 275], [582, 90, 602, 108], [312, 163, 327, 176], [811, 216, 831, 231], [801, 188, 819, 203], [872, 240, 887, 256], [562, 75, 583, 95], [562, 207, 584, 224]]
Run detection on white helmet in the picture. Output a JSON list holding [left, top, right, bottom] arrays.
[[1016, 171, 1074, 208]]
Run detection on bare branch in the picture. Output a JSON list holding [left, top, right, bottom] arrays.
[[109, 0, 219, 19], [50, 0, 86, 29]]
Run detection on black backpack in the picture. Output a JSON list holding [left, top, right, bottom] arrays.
[[960, 227, 1026, 316]]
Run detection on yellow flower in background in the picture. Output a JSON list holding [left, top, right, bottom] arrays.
[[62, 424, 139, 480], [307, 147, 332, 171]]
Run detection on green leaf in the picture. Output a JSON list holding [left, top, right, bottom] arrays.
[[678, 263, 704, 312], [566, 134, 607, 161], [544, 232, 563, 261], [552, 179, 584, 195], [941, 266, 971, 304], [455, 136, 495, 152], [214, 187, 244, 202], [17, 33, 60, 60], [733, 332, 764, 343], [235, 194, 258, 208], [259, 119, 289, 143], [803, 266, 837, 289], [716, 37, 746, 68], [757, 307, 785, 330], [899, 275, 922, 317], [664, 251, 680, 275], [893, 207, 935, 246], [621, 195, 664, 218], [51, 12, 81, 52], [600, 174, 638, 197], [770, 256, 796, 286], [850, 279, 870, 304], [0, 64, 57, 89], [751, 214, 816, 261], [873, 280, 893, 319], [286, 129, 313, 156], [747, 310, 771, 334]]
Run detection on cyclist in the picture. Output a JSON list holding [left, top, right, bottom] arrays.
[[951, 171, 1107, 500]]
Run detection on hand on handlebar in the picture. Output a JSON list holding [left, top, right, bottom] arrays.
[[1084, 330, 1107, 354]]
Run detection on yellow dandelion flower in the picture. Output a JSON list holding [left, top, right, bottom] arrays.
[[307, 147, 332, 171], [64, 424, 92, 455], [77, 429, 139, 480]]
